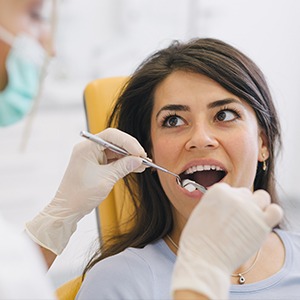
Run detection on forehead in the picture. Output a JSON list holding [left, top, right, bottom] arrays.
[[0, 0, 44, 12], [153, 71, 236, 107]]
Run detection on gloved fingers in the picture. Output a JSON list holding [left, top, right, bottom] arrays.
[[263, 204, 283, 228], [133, 163, 148, 173], [109, 156, 146, 179], [68, 139, 108, 166], [98, 128, 147, 157], [252, 189, 271, 211]]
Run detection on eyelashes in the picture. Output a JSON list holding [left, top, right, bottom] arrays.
[[214, 106, 242, 122], [159, 106, 242, 128], [161, 113, 184, 127]]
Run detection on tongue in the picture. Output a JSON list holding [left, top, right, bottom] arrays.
[[193, 170, 224, 188]]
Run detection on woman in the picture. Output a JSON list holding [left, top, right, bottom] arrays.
[[75, 38, 300, 299]]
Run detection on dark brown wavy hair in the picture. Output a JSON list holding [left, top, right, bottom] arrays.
[[83, 38, 282, 276]]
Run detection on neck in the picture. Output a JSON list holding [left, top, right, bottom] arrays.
[[165, 233, 180, 254], [231, 231, 285, 284]]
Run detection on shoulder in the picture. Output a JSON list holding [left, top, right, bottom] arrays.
[[128, 237, 176, 266], [275, 228, 300, 268], [275, 228, 300, 247], [76, 239, 175, 300]]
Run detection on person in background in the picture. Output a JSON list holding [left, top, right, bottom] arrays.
[[26, 38, 299, 299], [0, 213, 56, 299], [0, 1, 57, 298], [0, 0, 55, 127]]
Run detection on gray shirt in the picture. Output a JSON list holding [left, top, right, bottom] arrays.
[[76, 229, 300, 300]]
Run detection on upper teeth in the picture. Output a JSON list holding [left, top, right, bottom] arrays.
[[184, 165, 223, 174]]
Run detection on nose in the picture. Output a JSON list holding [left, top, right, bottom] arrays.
[[185, 123, 219, 151]]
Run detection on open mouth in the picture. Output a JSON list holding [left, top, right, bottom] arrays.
[[179, 165, 227, 189]]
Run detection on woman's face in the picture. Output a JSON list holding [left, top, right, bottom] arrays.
[[150, 71, 269, 231]]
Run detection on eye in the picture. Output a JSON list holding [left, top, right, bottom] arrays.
[[215, 108, 241, 122], [30, 11, 43, 21], [162, 114, 185, 127], [30, 9, 47, 22], [28, 2, 48, 23]]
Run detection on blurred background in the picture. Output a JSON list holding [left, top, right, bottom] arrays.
[[1, 0, 299, 289]]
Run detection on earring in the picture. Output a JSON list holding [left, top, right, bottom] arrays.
[[262, 153, 267, 171]]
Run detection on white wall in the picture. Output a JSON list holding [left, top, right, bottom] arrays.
[[1, 0, 299, 289]]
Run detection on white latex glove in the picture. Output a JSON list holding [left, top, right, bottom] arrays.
[[25, 128, 147, 255], [171, 183, 283, 300]]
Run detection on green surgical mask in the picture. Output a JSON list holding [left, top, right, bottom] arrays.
[[0, 29, 46, 127]]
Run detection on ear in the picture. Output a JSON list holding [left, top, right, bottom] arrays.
[[258, 130, 269, 162]]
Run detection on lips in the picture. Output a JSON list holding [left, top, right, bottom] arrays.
[[179, 164, 227, 188]]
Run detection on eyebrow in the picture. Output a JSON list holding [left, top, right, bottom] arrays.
[[156, 104, 190, 120], [207, 98, 242, 109], [155, 98, 242, 120]]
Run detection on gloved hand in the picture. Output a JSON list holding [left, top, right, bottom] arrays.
[[171, 183, 283, 300], [25, 128, 147, 255]]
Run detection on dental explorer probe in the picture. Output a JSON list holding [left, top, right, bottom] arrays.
[[80, 130, 206, 194]]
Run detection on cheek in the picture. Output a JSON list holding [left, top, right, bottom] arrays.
[[150, 133, 182, 196], [16, 8, 44, 39], [231, 138, 259, 165], [230, 130, 258, 153], [25, 21, 44, 40], [227, 130, 260, 185], [151, 135, 181, 167]]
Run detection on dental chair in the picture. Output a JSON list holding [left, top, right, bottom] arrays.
[[56, 76, 133, 300]]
